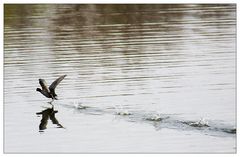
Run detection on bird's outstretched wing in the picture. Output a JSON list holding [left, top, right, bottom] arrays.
[[49, 75, 67, 92], [39, 79, 50, 93]]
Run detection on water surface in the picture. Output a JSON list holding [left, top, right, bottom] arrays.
[[4, 4, 236, 153]]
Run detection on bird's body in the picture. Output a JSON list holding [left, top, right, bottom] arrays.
[[36, 75, 66, 100]]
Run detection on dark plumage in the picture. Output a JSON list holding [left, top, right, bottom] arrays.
[[36, 75, 67, 100]]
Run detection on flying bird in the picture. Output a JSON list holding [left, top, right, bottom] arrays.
[[36, 75, 67, 100]]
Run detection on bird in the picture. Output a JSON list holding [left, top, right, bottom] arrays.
[[36, 75, 67, 101]]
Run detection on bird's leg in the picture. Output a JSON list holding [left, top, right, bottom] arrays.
[[48, 99, 54, 105]]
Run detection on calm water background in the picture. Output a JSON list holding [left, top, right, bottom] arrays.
[[4, 4, 236, 153]]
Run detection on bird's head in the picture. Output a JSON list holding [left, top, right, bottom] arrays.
[[36, 88, 41, 92]]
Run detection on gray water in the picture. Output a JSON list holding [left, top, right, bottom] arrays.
[[4, 4, 236, 153]]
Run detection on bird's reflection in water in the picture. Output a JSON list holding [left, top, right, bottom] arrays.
[[36, 106, 64, 132]]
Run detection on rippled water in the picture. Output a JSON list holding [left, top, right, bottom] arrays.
[[4, 4, 236, 153]]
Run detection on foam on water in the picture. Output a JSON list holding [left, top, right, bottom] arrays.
[[51, 101, 236, 137]]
